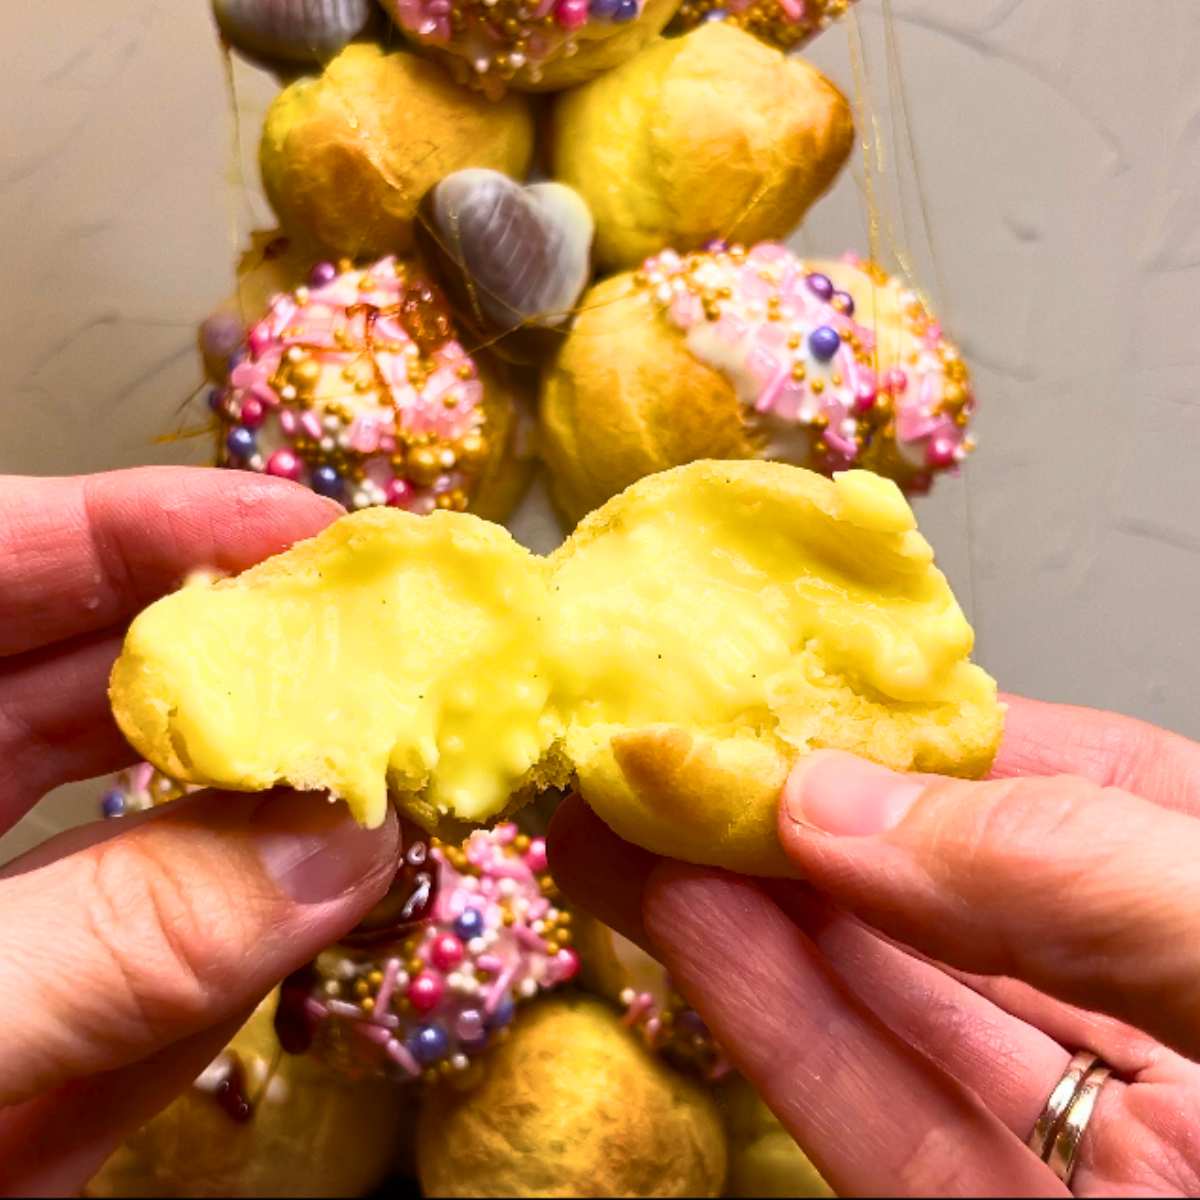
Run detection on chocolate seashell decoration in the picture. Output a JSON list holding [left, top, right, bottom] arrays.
[[416, 169, 594, 365], [212, 0, 375, 67]]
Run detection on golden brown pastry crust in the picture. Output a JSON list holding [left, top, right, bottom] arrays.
[[550, 24, 853, 270], [417, 996, 727, 1198], [260, 44, 534, 259], [539, 273, 751, 525]]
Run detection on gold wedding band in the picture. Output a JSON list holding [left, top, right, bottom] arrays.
[[1026, 1052, 1096, 1161], [1046, 1063, 1111, 1187], [1027, 1050, 1111, 1188]]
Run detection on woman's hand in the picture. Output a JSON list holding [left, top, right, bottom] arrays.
[[0, 469, 401, 1196], [549, 696, 1200, 1196]]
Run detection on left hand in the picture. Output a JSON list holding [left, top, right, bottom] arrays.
[[0, 469, 401, 1196], [549, 696, 1200, 1196]]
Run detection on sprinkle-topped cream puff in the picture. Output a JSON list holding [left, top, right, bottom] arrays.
[[378, 0, 679, 95], [539, 241, 976, 523], [670, 0, 854, 54], [297, 823, 579, 1084], [211, 255, 529, 520]]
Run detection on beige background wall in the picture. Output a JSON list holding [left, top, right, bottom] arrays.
[[3, 1, 1198, 859]]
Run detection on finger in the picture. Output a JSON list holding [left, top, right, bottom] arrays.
[[1, 793, 200, 880], [780, 751, 1200, 1060], [0, 630, 133, 830], [546, 791, 657, 944], [551, 803, 1150, 1195], [0, 1011, 247, 1197], [0, 468, 342, 658], [554, 800, 1078, 1145], [765, 887, 1071, 1139], [552, 797, 1069, 1135], [0, 787, 399, 1105], [993, 695, 1200, 816], [936, 969, 1167, 1077], [642, 864, 1064, 1197]]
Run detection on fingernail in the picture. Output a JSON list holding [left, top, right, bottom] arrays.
[[784, 752, 926, 836], [251, 790, 399, 903]]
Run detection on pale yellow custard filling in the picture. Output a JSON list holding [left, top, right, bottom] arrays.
[[110, 461, 1001, 874]]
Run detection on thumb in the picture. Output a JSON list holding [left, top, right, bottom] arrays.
[[0, 788, 399, 1106], [779, 751, 1200, 1059]]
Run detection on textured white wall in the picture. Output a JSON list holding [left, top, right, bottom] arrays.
[[2, 1, 1197, 859]]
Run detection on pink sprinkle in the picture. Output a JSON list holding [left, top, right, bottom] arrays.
[[348, 416, 382, 454], [385, 478, 413, 508], [385, 1039, 421, 1077], [551, 946, 580, 983], [486, 963, 518, 1013], [513, 926, 548, 952], [354, 1022, 393, 1045], [524, 837, 548, 873], [486, 858, 530, 879], [300, 410, 323, 440], [556, 0, 588, 29], [326, 999, 366, 1020], [622, 992, 654, 1026], [304, 997, 328, 1021], [708, 1052, 733, 1081], [279, 409, 299, 436], [249, 325, 272, 358], [374, 958, 401, 1014], [240, 396, 265, 429], [407, 971, 445, 1013], [755, 365, 790, 414], [925, 433, 960, 469], [476, 953, 503, 974]]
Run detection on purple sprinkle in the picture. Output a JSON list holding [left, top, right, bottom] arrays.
[[308, 261, 338, 288], [806, 272, 834, 301]]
